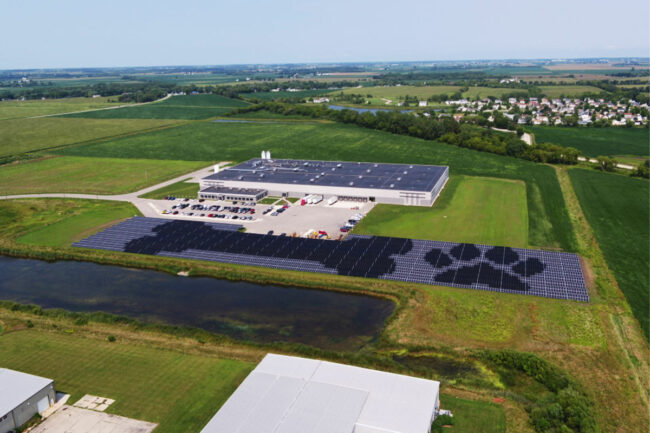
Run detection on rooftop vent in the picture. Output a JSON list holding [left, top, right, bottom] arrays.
[[337, 163, 342, 168], [358, 175, 363, 179], [409, 165, 413, 168], [331, 168, 336, 171], [238, 176, 244, 180], [349, 182, 354, 186], [389, 184, 395, 188], [397, 177, 402, 181], [366, 169, 371, 173], [374, 164, 378, 167], [310, 178, 315, 182]]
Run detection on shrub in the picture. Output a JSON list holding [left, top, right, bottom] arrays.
[[107, 335, 116, 342], [431, 414, 455, 432]]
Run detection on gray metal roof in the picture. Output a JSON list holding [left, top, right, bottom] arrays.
[[0, 368, 53, 416], [203, 158, 448, 193], [200, 354, 440, 433]]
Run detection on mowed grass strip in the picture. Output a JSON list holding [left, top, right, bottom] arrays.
[[0, 330, 253, 433], [0, 96, 125, 120], [139, 179, 199, 199], [16, 200, 139, 247], [354, 176, 528, 247], [63, 94, 250, 119], [530, 127, 650, 158], [568, 168, 649, 339], [57, 120, 575, 250], [0, 117, 181, 156], [439, 395, 506, 433], [0, 156, 208, 195]]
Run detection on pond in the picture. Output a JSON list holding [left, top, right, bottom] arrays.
[[0, 256, 394, 351]]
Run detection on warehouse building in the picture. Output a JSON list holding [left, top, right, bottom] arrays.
[[200, 353, 441, 433], [200, 153, 449, 207], [0, 368, 56, 433]]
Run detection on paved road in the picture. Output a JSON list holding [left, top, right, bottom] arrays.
[[0, 162, 226, 217], [577, 156, 634, 170]]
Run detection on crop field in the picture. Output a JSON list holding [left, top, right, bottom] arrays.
[[335, 85, 460, 102], [244, 89, 334, 101], [56, 120, 575, 251], [0, 330, 253, 433], [461, 87, 517, 99], [530, 127, 650, 158], [0, 96, 125, 120], [537, 85, 605, 97], [0, 117, 180, 157], [354, 176, 528, 247], [63, 94, 250, 120], [569, 169, 650, 338], [0, 156, 207, 195], [139, 179, 199, 199]]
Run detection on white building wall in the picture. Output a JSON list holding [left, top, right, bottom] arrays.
[[1, 383, 55, 433]]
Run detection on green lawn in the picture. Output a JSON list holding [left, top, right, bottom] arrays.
[[569, 168, 649, 339], [462, 87, 518, 99], [63, 94, 250, 120], [57, 120, 575, 250], [335, 85, 461, 104], [537, 85, 605, 97], [17, 200, 139, 247], [0, 117, 180, 157], [0, 96, 125, 120], [530, 127, 650, 158], [439, 394, 506, 433], [354, 176, 528, 247], [0, 330, 253, 433], [0, 156, 207, 195], [139, 179, 200, 199]]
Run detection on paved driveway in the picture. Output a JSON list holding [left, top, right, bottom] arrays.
[[31, 406, 156, 433]]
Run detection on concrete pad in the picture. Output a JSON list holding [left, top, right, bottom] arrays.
[[73, 394, 115, 412], [31, 405, 156, 433]]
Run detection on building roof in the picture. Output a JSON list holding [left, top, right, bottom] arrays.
[[203, 158, 448, 193], [200, 186, 266, 196], [0, 368, 53, 416], [200, 354, 440, 433]]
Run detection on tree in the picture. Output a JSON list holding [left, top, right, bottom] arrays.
[[596, 156, 617, 172]]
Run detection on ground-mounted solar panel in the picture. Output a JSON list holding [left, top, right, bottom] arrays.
[[73, 217, 589, 302]]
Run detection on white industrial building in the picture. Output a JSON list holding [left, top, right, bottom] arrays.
[[200, 354, 441, 433], [0, 368, 56, 433], [200, 153, 449, 207]]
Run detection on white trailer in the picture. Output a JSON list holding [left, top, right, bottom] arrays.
[[327, 196, 338, 205], [311, 195, 323, 204]]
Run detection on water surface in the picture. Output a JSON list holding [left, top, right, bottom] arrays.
[[0, 256, 394, 350]]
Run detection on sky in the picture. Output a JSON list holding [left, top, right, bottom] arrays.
[[1, 0, 648, 69]]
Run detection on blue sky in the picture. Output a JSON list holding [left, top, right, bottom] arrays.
[[1, 0, 648, 69]]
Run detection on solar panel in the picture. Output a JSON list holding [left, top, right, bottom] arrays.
[[73, 217, 589, 302]]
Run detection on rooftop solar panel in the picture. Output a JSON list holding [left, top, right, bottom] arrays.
[[203, 158, 448, 193], [73, 217, 589, 302]]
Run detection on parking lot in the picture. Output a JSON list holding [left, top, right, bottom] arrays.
[[150, 197, 375, 239], [31, 406, 156, 433]]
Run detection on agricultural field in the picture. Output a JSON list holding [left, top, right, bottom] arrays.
[[55, 120, 575, 251], [243, 89, 334, 101], [0, 330, 253, 433], [0, 96, 125, 120], [354, 176, 528, 247], [0, 117, 180, 156], [461, 87, 517, 99], [335, 85, 461, 104], [530, 126, 650, 158], [537, 85, 605, 97], [63, 94, 250, 120], [139, 179, 199, 199], [0, 156, 207, 195], [569, 168, 650, 338]]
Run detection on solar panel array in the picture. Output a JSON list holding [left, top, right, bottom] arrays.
[[74, 217, 589, 302], [203, 158, 448, 192]]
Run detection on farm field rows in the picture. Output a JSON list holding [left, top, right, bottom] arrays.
[[354, 175, 528, 247], [54, 120, 575, 250], [63, 94, 250, 119], [530, 126, 650, 158], [0, 96, 125, 120], [0, 156, 207, 195], [569, 168, 650, 338], [536, 85, 605, 97], [0, 117, 181, 156], [0, 330, 253, 433]]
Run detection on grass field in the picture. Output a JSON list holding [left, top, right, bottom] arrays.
[[0, 117, 180, 157], [462, 87, 518, 99], [16, 200, 139, 247], [139, 179, 200, 199], [440, 395, 506, 433], [244, 89, 334, 101], [0, 97, 125, 120], [537, 85, 605, 97], [335, 85, 461, 104], [569, 168, 650, 339], [63, 94, 250, 120], [530, 127, 650, 158], [56, 120, 575, 251], [0, 330, 253, 433], [0, 156, 207, 195], [354, 176, 528, 247]]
